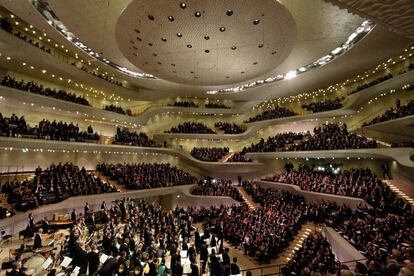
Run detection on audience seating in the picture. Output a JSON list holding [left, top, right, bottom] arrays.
[[214, 122, 245, 134], [191, 178, 243, 201], [244, 106, 297, 123], [363, 99, 414, 126], [190, 147, 229, 162], [164, 122, 217, 134], [1, 75, 90, 106], [205, 103, 230, 109], [0, 113, 99, 142], [2, 163, 116, 211], [171, 101, 198, 108], [104, 104, 132, 116], [96, 162, 197, 189], [113, 127, 160, 147], [264, 165, 410, 215], [301, 97, 343, 113]]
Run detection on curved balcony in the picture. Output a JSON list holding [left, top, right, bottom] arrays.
[[0, 137, 265, 178]]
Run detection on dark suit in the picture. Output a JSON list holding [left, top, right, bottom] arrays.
[[230, 263, 240, 275], [99, 258, 118, 276], [190, 263, 199, 276], [87, 251, 99, 276], [33, 233, 42, 249]]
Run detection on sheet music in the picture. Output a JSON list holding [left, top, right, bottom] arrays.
[[61, 256, 73, 268], [100, 254, 109, 264], [42, 257, 53, 269], [180, 250, 187, 258]]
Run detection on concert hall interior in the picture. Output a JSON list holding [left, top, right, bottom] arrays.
[[0, 0, 413, 275]]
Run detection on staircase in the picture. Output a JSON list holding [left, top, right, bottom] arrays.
[[236, 186, 259, 210], [383, 179, 414, 206], [220, 152, 235, 163], [281, 223, 317, 262], [94, 171, 126, 192]]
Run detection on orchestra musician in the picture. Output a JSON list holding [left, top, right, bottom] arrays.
[[6, 261, 25, 276], [71, 209, 77, 221], [33, 228, 43, 250]]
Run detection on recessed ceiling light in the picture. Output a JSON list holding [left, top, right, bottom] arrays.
[[204, 36, 210, 40], [187, 44, 192, 48], [226, 10, 233, 16], [148, 15, 155, 21], [177, 33, 183, 38], [219, 27, 226, 32], [180, 2, 187, 9], [161, 37, 167, 42], [231, 46, 237, 50], [258, 44, 264, 48], [253, 19, 260, 25], [205, 50, 210, 53], [195, 12, 201, 17], [168, 16, 174, 21]]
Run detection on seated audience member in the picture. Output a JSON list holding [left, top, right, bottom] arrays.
[[244, 106, 297, 123], [164, 122, 216, 134], [1, 75, 90, 106], [205, 102, 230, 109], [96, 162, 197, 190], [285, 123, 377, 151], [242, 132, 310, 152], [214, 122, 245, 134], [301, 97, 343, 113], [0, 113, 99, 141], [363, 99, 414, 126], [171, 101, 198, 108], [265, 165, 410, 215], [103, 104, 133, 116], [282, 234, 338, 275], [191, 178, 243, 201], [190, 147, 229, 162], [5, 163, 116, 211], [113, 127, 160, 147]]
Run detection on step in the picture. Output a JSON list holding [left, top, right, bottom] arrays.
[[236, 186, 259, 210], [383, 179, 414, 206]]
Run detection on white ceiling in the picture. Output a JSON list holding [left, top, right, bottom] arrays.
[[0, 0, 412, 101], [116, 0, 297, 85]]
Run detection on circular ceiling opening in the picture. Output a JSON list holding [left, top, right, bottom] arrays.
[[116, 0, 297, 85]]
